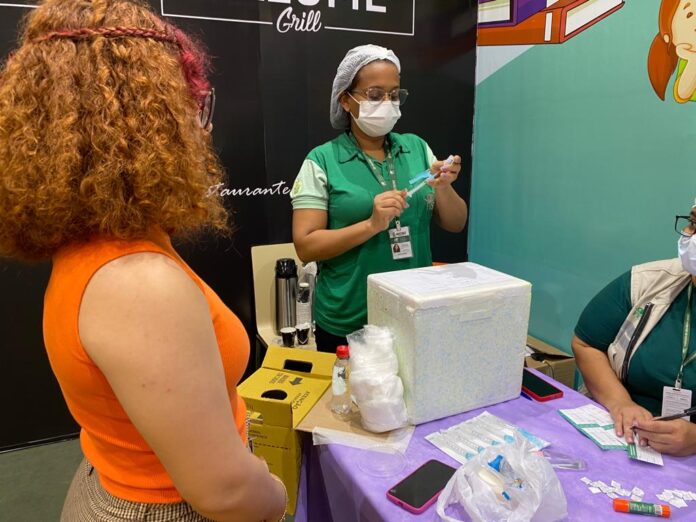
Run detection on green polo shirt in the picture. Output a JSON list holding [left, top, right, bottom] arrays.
[[291, 131, 437, 337], [575, 271, 696, 417]]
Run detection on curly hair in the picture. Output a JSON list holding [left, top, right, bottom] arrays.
[[0, 0, 229, 260]]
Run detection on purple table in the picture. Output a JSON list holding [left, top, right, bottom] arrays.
[[295, 370, 696, 521]]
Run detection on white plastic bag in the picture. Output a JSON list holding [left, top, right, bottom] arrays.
[[350, 372, 403, 402], [436, 435, 567, 522], [347, 325, 408, 433]]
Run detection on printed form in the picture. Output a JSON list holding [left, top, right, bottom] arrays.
[[559, 404, 628, 450]]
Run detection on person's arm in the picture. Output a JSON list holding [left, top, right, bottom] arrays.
[[572, 270, 653, 442], [79, 253, 286, 522], [571, 335, 651, 443], [293, 190, 407, 263], [429, 155, 467, 233]]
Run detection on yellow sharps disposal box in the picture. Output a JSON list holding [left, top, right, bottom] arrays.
[[238, 346, 335, 515]]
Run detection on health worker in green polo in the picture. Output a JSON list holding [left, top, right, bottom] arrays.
[[573, 202, 696, 456], [291, 44, 468, 353]]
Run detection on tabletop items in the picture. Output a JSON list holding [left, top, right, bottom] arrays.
[[426, 411, 549, 464], [435, 434, 567, 522], [294, 372, 696, 522], [559, 404, 664, 465], [347, 326, 408, 433], [580, 476, 696, 513], [559, 404, 628, 451], [274, 258, 316, 347]]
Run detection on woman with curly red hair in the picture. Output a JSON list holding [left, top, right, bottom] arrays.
[[0, 1, 286, 520]]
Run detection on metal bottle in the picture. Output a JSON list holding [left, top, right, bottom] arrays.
[[274, 258, 297, 335]]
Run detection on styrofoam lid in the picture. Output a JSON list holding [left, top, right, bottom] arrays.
[[368, 262, 530, 301]]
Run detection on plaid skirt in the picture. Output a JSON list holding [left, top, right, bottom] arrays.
[[61, 459, 213, 522]]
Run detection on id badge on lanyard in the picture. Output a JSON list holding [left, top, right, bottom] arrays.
[[662, 284, 695, 417], [389, 225, 413, 260]]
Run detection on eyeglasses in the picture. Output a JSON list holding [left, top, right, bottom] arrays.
[[349, 87, 409, 106], [675, 215, 696, 237], [198, 88, 216, 130]]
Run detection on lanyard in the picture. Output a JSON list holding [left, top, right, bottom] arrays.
[[364, 152, 397, 191], [676, 284, 696, 389], [351, 133, 401, 229], [350, 133, 398, 190]]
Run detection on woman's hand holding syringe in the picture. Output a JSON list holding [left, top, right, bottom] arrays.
[[406, 155, 456, 199]]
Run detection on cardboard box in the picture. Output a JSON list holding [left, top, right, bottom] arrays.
[[238, 346, 335, 515], [368, 262, 532, 425], [525, 335, 576, 389]]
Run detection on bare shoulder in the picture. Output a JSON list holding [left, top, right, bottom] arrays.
[[79, 252, 210, 362], [88, 251, 192, 293]]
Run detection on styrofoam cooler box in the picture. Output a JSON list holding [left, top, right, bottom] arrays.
[[367, 262, 531, 425]]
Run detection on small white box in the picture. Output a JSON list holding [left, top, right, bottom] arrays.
[[367, 262, 531, 425]]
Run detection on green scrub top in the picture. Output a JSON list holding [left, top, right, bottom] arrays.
[[575, 271, 696, 417], [291, 131, 437, 337]]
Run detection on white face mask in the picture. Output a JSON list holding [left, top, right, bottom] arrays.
[[349, 94, 401, 137], [678, 235, 696, 274]]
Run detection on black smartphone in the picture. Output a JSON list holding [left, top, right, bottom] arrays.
[[386, 459, 456, 514], [522, 369, 564, 401]]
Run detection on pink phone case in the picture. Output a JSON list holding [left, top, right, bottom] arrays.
[[521, 386, 563, 402], [522, 370, 564, 402], [386, 486, 444, 514]]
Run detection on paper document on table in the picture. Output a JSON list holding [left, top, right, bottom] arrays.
[[558, 404, 627, 451], [426, 411, 549, 464], [627, 434, 664, 466], [559, 404, 614, 426], [582, 426, 628, 450]]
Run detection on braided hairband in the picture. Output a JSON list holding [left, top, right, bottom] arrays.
[[26, 26, 210, 103], [30, 26, 178, 46]]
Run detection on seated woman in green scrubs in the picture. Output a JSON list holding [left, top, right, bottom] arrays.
[[573, 203, 696, 456], [291, 44, 468, 353]]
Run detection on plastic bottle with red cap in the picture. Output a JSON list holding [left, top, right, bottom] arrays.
[[331, 345, 351, 416]]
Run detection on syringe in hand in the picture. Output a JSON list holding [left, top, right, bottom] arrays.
[[406, 155, 455, 199]]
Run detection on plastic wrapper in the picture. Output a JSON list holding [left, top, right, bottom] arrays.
[[350, 373, 403, 402], [436, 435, 567, 522], [347, 325, 408, 433]]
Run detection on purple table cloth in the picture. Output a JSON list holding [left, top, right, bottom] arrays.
[[294, 370, 696, 521]]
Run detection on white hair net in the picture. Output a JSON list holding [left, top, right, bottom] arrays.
[[330, 44, 401, 130]]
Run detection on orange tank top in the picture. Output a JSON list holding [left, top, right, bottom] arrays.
[[43, 231, 250, 503]]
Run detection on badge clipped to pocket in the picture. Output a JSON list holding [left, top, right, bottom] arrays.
[[389, 225, 413, 260]]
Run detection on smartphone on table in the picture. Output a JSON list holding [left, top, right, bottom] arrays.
[[386, 459, 456, 514], [521, 368, 564, 401]]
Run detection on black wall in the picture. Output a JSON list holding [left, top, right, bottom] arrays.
[[0, 0, 477, 450]]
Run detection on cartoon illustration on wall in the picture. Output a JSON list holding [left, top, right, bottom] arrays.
[[648, 0, 696, 102], [477, 0, 624, 46]]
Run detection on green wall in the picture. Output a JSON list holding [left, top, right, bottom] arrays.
[[470, 2, 695, 353]]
